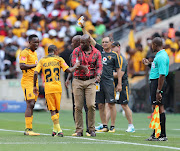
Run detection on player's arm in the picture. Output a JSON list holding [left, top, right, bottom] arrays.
[[82, 27, 96, 46], [114, 53, 122, 92], [65, 73, 73, 88], [116, 68, 122, 92], [19, 50, 37, 70], [79, 19, 96, 46], [65, 62, 80, 73], [20, 63, 37, 70], [33, 61, 42, 96]]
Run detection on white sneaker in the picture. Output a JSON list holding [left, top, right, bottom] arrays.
[[126, 127, 135, 132]]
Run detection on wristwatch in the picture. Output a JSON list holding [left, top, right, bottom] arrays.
[[156, 89, 163, 94]]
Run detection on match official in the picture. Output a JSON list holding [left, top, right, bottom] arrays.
[[143, 37, 169, 141]]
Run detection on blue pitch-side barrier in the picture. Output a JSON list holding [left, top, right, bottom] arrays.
[[0, 101, 26, 113]]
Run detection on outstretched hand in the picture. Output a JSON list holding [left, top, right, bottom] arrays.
[[142, 58, 150, 65]]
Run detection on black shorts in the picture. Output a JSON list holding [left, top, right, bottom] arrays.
[[116, 82, 129, 105], [150, 79, 167, 105], [96, 80, 116, 104]]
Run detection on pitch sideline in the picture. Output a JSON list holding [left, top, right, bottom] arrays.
[[0, 129, 180, 150]]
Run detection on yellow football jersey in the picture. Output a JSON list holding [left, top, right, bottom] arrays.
[[19, 48, 38, 87], [35, 55, 69, 94]]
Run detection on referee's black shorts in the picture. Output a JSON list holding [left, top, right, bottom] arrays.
[[150, 79, 167, 105]]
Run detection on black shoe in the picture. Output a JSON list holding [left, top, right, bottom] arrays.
[[56, 132, 63, 137], [158, 136, 168, 141], [52, 132, 57, 137], [145, 134, 158, 141]]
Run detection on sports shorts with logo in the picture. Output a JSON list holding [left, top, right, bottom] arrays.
[[116, 81, 129, 105], [45, 92, 62, 111], [22, 86, 38, 101], [96, 79, 116, 104]]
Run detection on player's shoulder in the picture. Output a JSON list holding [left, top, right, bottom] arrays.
[[22, 48, 30, 53], [112, 51, 119, 57], [20, 48, 30, 56]]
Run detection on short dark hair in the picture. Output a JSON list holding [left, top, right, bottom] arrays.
[[169, 23, 174, 28], [48, 45, 57, 53], [152, 37, 163, 47], [28, 34, 38, 42], [102, 36, 113, 42]]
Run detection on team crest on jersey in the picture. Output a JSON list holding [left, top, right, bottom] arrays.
[[35, 60, 38, 64], [107, 56, 111, 60], [28, 93, 32, 97], [102, 57, 107, 65]]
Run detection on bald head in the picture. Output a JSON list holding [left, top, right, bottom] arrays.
[[152, 37, 163, 52], [80, 34, 91, 51], [72, 35, 81, 49], [81, 34, 90, 41]]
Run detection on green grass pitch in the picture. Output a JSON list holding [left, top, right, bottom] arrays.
[[0, 110, 180, 151]]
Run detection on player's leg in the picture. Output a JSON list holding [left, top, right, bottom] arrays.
[[146, 79, 158, 141], [120, 84, 135, 132], [72, 78, 85, 136], [108, 103, 116, 132], [158, 80, 168, 141], [106, 103, 111, 124], [23, 87, 39, 136], [46, 93, 63, 137], [158, 105, 167, 141], [25, 99, 35, 130], [105, 82, 116, 132], [121, 104, 135, 132], [96, 82, 108, 132]]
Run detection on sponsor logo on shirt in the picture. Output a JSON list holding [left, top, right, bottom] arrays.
[[102, 57, 107, 65], [152, 62, 155, 68], [21, 57, 26, 61], [63, 62, 68, 66]]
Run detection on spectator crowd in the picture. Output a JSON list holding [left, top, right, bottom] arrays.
[[0, 0, 179, 79]]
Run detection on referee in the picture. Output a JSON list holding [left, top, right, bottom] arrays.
[[143, 37, 169, 141]]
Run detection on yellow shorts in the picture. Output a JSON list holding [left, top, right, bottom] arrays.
[[45, 93, 62, 111], [22, 87, 38, 101]]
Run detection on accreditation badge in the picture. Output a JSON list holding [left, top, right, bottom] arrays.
[[96, 83, 100, 92]]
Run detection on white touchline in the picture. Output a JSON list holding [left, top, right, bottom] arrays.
[[0, 129, 180, 150]]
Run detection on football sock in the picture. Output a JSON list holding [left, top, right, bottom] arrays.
[[25, 117, 32, 129], [160, 112, 166, 137], [31, 115, 33, 126], [128, 124, 134, 128], [51, 114, 61, 132], [56, 113, 59, 119]]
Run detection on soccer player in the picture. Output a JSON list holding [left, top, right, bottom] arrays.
[[111, 42, 135, 132], [19, 34, 40, 136], [33, 45, 80, 137], [143, 37, 169, 141]]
